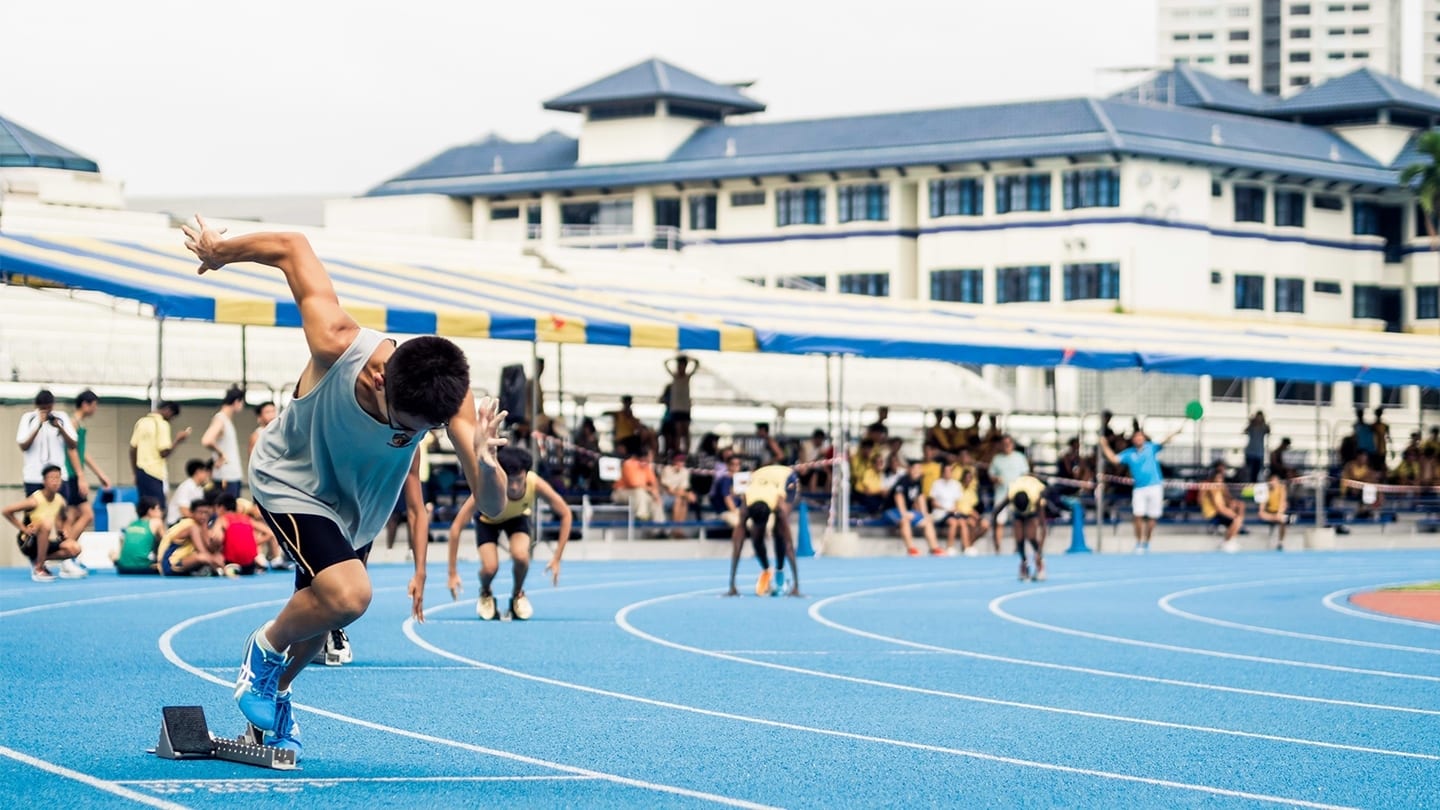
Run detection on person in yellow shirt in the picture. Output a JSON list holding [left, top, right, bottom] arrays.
[[918, 445, 944, 499], [157, 497, 226, 576], [1256, 473, 1290, 551], [447, 447, 572, 621], [991, 473, 1061, 582], [4, 465, 85, 582], [1199, 469, 1245, 552], [129, 401, 191, 511], [726, 464, 801, 597]]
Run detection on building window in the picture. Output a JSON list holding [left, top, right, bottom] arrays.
[[1423, 388, 1440, 411], [1419, 285, 1440, 320], [1275, 381, 1333, 405], [838, 272, 890, 297], [995, 173, 1051, 214], [929, 177, 983, 218], [778, 275, 826, 291], [586, 101, 656, 121], [1234, 185, 1266, 223], [1235, 274, 1265, 310], [1197, 32, 1215, 40], [1326, 3, 1344, 10], [1313, 194, 1343, 210], [996, 265, 1051, 303], [930, 269, 984, 303], [1211, 180, 1223, 197], [1275, 277, 1305, 313], [1291, 28, 1310, 38], [1352, 26, 1369, 35], [1328, 27, 1345, 35], [1197, 55, 1215, 63], [1229, 54, 1251, 64], [688, 194, 717, 231], [1230, 5, 1250, 15], [490, 206, 520, 220], [1353, 284, 1382, 318], [1314, 280, 1342, 294], [1274, 190, 1306, 227], [1289, 52, 1312, 62], [1289, 3, 1310, 13], [1061, 168, 1120, 210], [1380, 385, 1403, 407], [837, 183, 890, 223], [560, 199, 633, 230], [1230, 29, 1251, 40], [525, 204, 541, 239], [1353, 201, 1380, 235], [1062, 262, 1121, 301], [1352, 50, 1369, 58], [1327, 51, 1345, 60], [1211, 377, 1246, 403], [1290, 76, 1311, 87], [730, 190, 765, 207], [1174, 32, 1191, 40], [741, 276, 766, 287], [775, 188, 826, 227]]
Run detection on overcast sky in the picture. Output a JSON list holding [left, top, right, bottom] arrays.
[[0, 0, 1423, 196]]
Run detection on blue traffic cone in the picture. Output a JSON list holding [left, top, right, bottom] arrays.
[[795, 500, 816, 558], [1064, 496, 1091, 553]]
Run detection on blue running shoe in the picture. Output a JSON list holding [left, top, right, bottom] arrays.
[[234, 622, 288, 731], [265, 689, 302, 760], [772, 569, 785, 597]]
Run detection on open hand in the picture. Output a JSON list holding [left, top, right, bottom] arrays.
[[181, 215, 229, 274], [545, 557, 561, 587], [448, 571, 462, 600], [408, 574, 426, 622], [473, 396, 508, 465]]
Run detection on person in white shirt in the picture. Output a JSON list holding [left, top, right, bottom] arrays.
[[15, 389, 78, 497], [986, 435, 1031, 551], [927, 462, 964, 554], [168, 460, 213, 526], [204, 387, 247, 498]]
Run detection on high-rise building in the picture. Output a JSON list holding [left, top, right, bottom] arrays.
[[1424, 0, 1440, 90], [1157, 0, 1401, 95]]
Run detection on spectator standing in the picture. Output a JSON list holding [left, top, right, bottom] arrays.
[[203, 387, 247, 498], [1243, 411, 1269, 483], [609, 396, 642, 452], [168, 460, 214, 526], [987, 435, 1031, 550], [16, 389, 79, 497], [1269, 438, 1294, 480], [1372, 407, 1392, 471], [660, 354, 698, 457], [63, 389, 112, 540], [1099, 426, 1184, 553], [248, 401, 277, 459], [130, 401, 190, 510]]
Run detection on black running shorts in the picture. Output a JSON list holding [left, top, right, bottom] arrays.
[[475, 515, 531, 546], [257, 506, 372, 590]]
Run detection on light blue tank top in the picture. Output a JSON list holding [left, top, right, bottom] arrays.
[[249, 329, 418, 549]]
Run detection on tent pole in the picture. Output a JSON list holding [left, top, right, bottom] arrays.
[[241, 324, 249, 393], [153, 316, 165, 410], [1093, 370, 1105, 552], [825, 353, 834, 445], [1050, 368, 1061, 468], [836, 354, 850, 534], [1314, 381, 1326, 529], [556, 343, 565, 429]]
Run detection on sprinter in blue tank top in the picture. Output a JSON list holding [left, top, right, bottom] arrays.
[[183, 216, 509, 759]]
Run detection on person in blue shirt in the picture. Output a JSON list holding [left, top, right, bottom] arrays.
[[1099, 425, 1182, 553]]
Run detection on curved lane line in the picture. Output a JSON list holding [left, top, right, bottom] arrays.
[[808, 582, 1440, 717], [990, 577, 1440, 682], [0, 743, 189, 810], [157, 583, 777, 810], [1322, 583, 1440, 631], [1158, 580, 1440, 654]]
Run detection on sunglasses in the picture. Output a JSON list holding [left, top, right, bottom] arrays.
[[384, 385, 446, 448]]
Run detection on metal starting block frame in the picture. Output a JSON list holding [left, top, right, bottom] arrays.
[[150, 705, 297, 770]]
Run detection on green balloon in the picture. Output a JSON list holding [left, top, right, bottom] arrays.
[[1185, 401, 1204, 420]]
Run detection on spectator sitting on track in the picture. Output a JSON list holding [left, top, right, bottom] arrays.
[[114, 496, 165, 575], [1257, 473, 1291, 551], [235, 495, 292, 571], [157, 497, 227, 577], [612, 440, 662, 522], [167, 459, 213, 526], [1199, 468, 1245, 552], [212, 493, 259, 575], [660, 452, 697, 537], [4, 465, 85, 582], [887, 458, 942, 556]]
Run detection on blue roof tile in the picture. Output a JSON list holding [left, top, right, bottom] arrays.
[[543, 58, 764, 114], [1270, 67, 1440, 115], [380, 131, 577, 186], [0, 114, 98, 172], [1113, 66, 1275, 114]]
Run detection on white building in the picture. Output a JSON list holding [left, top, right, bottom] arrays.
[[1157, 0, 1402, 95], [1424, 0, 1440, 89]]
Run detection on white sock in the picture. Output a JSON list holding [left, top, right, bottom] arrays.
[[256, 621, 280, 655]]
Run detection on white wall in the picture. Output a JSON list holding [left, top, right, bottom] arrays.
[[576, 112, 704, 165], [324, 194, 473, 238]]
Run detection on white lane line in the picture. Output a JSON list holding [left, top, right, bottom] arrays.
[[200, 665, 476, 672], [115, 775, 599, 785], [159, 590, 776, 810], [1322, 583, 1440, 630], [809, 582, 1440, 717], [618, 589, 1438, 761], [0, 582, 284, 619], [1158, 580, 1440, 654], [405, 596, 1357, 809], [0, 743, 190, 810], [989, 577, 1440, 683]]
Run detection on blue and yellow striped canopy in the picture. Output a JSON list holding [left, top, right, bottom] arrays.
[[2, 231, 1439, 387]]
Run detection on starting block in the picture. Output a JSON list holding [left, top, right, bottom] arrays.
[[150, 705, 297, 770]]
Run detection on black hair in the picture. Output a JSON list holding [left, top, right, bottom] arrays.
[[1012, 491, 1031, 512], [137, 496, 161, 515], [75, 389, 98, 408], [223, 387, 246, 407], [386, 336, 470, 426], [41, 464, 62, 478], [35, 389, 55, 407], [214, 493, 238, 512], [496, 446, 533, 478], [190, 497, 212, 512], [254, 401, 275, 416], [185, 459, 211, 478], [159, 400, 181, 417]]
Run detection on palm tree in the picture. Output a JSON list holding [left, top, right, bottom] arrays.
[[1400, 131, 1440, 410]]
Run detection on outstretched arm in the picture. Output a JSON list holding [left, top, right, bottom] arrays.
[[403, 456, 430, 622], [1160, 426, 1185, 446], [538, 479, 573, 586], [183, 216, 358, 367], [446, 392, 508, 520], [1098, 438, 1120, 466]]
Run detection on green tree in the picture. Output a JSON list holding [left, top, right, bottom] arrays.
[[1399, 130, 1440, 251]]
